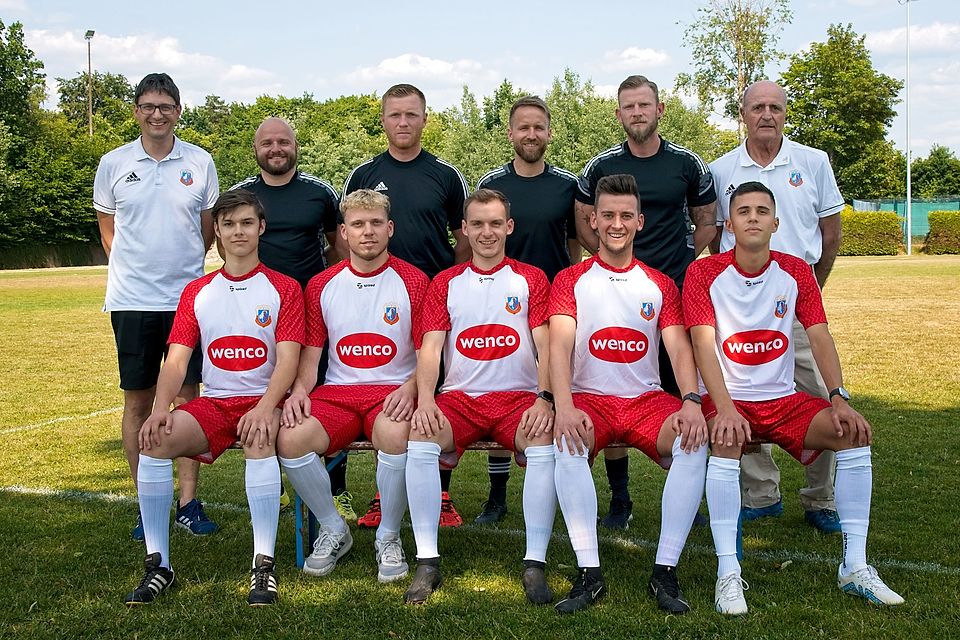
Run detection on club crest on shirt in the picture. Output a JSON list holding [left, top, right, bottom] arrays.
[[505, 295, 522, 315], [383, 304, 400, 325], [180, 170, 194, 186], [640, 302, 656, 321], [774, 296, 788, 319], [255, 306, 272, 327], [789, 171, 803, 187]]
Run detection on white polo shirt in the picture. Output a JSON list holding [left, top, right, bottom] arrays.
[[711, 136, 843, 265], [94, 136, 219, 311]]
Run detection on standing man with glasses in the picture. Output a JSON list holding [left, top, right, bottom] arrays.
[[94, 73, 220, 541]]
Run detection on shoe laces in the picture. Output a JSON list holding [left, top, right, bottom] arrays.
[[717, 573, 749, 601], [252, 566, 273, 592], [378, 538, 404, 565], [136, 566, 167, 591], [333, 491, 354, 507], [313, 525, 344, 555], [850, 565, 884, 589], [441, 498, 457, 513]]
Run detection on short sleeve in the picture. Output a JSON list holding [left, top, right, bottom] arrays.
[[782, 255, 828, 328], [393, 259, 430, 350], [418, 275, 453, 337], [444, 164, 469, 231], [517, 264, 550, 329], [814, 153, 844, 217], [273, 274, 305, 344], [686, 153, 717, 208], [304, 272, 331, 347], [682, 262, 718, 329], [93, 157, 117, 215], [575, 163, 598, 205], [548, 266, 579, 319], [168, 280, 202, 348], [201, 156, 219, 210], [654, 273, 684, 329]]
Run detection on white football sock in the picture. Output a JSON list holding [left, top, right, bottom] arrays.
[[522, 445, 557, 563], [656, 437, 707, 566], [245, 456, 281, 564], [554, 441, 599, 568], [279, 452, 343, 530], [406, 441, 441, 559], [376, 451, 407, 542], [836, 446, 872, 574], [137, 454, 173, 569], [707, 456, 742, 578]]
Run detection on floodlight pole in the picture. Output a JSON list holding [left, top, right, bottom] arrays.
[[899, 0, 917, 255], [85, 30, 95, 138]]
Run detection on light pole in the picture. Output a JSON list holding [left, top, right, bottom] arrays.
[[898, 0, 918, 255], [84, 30, 94, 138]]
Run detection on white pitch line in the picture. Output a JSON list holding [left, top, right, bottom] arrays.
[[0, 406, 123, 435], [2, 484, 957, 577]]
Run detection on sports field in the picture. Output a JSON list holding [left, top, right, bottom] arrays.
[[1, 256, 958, 639]]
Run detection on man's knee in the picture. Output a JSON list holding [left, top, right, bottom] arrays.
[[372, 415, 409, 454], [276, 419, 328, 459]]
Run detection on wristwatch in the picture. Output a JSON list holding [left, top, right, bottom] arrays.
[[828, 386, 851, 402], [682, 392, 703, 405], [536, 390, 555, 406]]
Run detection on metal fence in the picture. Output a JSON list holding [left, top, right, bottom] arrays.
[[852, 197, 960, 242]]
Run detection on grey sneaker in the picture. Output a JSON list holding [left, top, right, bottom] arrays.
[[715, 572, 749, 615], [375, 535, 409, 583], [303, 519, 353, 576]]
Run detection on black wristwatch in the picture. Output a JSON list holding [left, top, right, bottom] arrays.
[[682, 392, 703, 405], [537, 390, 555, 406], [829, 386, 851, 402]]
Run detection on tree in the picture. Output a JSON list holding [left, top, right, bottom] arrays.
[[659, 93, 739, 163], [911, 145, 960, 198], [56, 71, 135, 135], [0, 19, 45, 155], [780, 23, 903, 199], [676, 0, 792, 130]]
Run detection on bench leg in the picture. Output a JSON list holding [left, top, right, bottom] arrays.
[[293, 451, 350, 568]]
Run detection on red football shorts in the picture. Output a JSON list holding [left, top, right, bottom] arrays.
[[435, 390, 536, 466], [573, 391, 680, 467], [308, 384, 400, 454], [177, 395, 264, 463], [701, 392, 831, 465]]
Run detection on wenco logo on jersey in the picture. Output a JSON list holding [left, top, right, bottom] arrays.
[[456, 324, 520, 360], [589, 327, 648, 363], [337, 333, 397, 368], [208, 336, 268, 371], [723, 330, 788, 365]]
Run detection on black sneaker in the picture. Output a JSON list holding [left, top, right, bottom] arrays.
[[522, 560, 553, 605], [649, 564, 690, 614], [555, 567, 606, 614], [124, 552, 175, 605], [474, 500, 508, 525], [404, 560, 443, 604], [248, 554, 278, 606], [599, 498, 633, 530]]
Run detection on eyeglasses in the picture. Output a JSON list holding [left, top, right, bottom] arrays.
[[136, 103, 178, 115]]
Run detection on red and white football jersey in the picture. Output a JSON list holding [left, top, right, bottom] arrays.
[[419, 258, 549, 397], [169, 264, 304, 398], [549, 256, 683, 398], [305, 256, 428, 386], [683, 250, 827, 401]]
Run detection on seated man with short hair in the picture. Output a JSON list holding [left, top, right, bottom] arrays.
[[685, 181, 903, 615], [549, 174, 708, 615], [404, 188, 557, 606], [277, 189, 428, 583], [125, 189, 303, 607]]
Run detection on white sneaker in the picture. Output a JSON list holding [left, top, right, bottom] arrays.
[[303, 519, 353, 576], [375, 535, 409, 583], [715, 572, 749, 615], [838, 564, 904, 605]]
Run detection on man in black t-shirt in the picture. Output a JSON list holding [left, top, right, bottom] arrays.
[[231, 117, 353, 520], [343, 83, 470, 528], [473, 96, 581, 525], [576, 75, 718, 531]]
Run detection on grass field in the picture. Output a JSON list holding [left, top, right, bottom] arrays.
[[1, 256, 958, 639]]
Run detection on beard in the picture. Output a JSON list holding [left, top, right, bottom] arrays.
[[257, 151, 297, 176], [622, 120, 658, 146], [513, 139, 547, 164]]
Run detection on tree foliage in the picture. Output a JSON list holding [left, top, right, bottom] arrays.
[[0, 19, 45, 153], [780, 23, 903, 200], [911, 145, 960, 198], [677, 0, 792, 126]]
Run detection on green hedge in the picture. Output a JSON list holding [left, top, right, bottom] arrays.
[[923, 211, 960, 254], [838, 207, 902, 256], [0, 243, 106, 269]]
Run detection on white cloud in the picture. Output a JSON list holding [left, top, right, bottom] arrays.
[[601, 47, 670, 71], [0, 0, 27, 9], [866, 22, 960, 55]]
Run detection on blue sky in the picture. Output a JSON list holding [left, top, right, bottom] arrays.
[[5, 0, 959, 156]]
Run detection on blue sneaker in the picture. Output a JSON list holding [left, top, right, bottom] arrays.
[[175, 499, 219, 536], [131, 514, 145, 541], [741, 498, 783, 522], [804, 508, 841, 533]]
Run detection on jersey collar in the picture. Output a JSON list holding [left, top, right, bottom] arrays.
[[469, 257, 511, 276], [348, 254, 393, 278], [134, 135, 184, 162], [739, 135, 792, 169], [593, 255, 639, 274], [219, 262, 264, 282]]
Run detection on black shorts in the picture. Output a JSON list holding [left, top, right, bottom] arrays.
[[111, 311, 202, 390]]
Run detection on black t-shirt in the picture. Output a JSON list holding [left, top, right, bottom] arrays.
[[576, 137, 716, 286], [477, 162, 578, 282], [343, 150, 468, 279], [230, 171, 339, 288]]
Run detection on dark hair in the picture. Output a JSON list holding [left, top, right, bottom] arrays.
[[595, 174, 639, 205], [729, 181, 776, 210], [134, 73, 181, 106], [509, 95, 550, 125], [617, 75, 659, 103], [464, 188, 511, 219], [382, 83, 426, 111], [213, 189, 265, 222]]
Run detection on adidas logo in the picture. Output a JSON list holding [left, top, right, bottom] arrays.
[[125, 172, 141, 183], [724, 183, 736, 195], [373, 181, 388, 192]]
